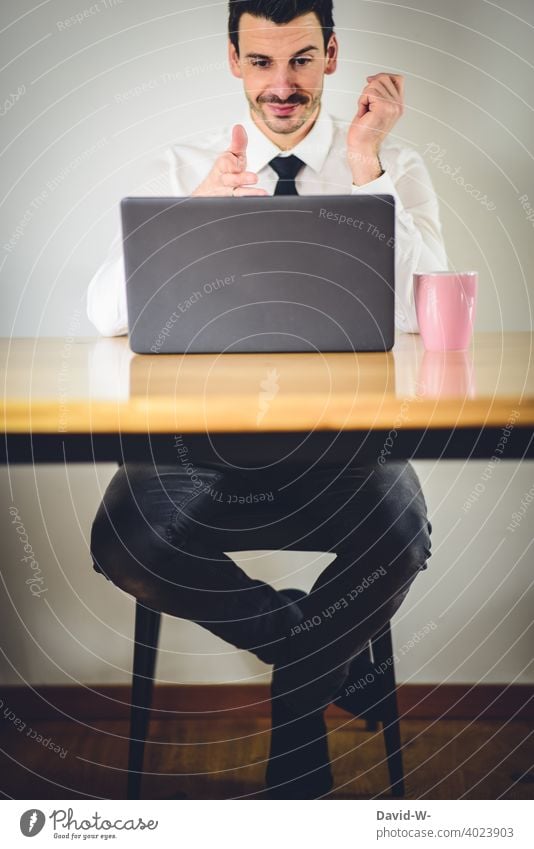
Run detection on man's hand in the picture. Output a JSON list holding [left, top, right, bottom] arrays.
[[347, 73, 405, 185], [191, 125, 268, 197]]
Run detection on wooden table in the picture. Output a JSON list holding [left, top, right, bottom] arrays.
[[1, 333, 533, 464]]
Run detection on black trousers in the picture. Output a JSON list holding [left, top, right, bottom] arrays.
[[90, 459, 431, 710]]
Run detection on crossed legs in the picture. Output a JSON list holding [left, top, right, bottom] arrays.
[[90, 458, 431, 796]]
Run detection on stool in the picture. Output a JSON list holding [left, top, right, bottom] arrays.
[[125, 599, 405, 799]]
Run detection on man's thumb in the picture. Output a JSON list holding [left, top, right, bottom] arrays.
[[230, 124, 248, 158]]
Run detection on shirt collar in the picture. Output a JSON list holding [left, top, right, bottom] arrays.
[[241, 107, 334, 174]]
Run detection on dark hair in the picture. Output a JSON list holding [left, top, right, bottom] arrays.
[[228, 0, 335, 54]]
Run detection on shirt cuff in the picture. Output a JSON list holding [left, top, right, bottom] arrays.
[[351, 170, 397, 196]]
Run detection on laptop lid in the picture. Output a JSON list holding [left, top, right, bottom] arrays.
[[121, 194, 395, 354]]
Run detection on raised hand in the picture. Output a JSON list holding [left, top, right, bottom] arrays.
[[192, 125, 268, 197], [347, 73, 405, 185]]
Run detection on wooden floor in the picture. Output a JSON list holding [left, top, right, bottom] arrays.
[[1, 714, 533, 800]]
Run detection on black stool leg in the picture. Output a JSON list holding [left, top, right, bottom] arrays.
[[364, 641, 379, 731], [127, 601, 161, 800], [371, 622, 405, 797]]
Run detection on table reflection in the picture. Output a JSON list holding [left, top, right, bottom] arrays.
[[418, 350, 476, 399]]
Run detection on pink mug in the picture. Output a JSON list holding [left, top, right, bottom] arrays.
[[414, 271, 478, 351]]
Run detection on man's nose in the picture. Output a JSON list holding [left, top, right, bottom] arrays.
[[269, 67, 297, 101]]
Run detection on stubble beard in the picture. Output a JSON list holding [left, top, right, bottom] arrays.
[[248, 92, 322, 136]]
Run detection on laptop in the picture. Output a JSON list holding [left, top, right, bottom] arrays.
[[121, 195, 395, 354]]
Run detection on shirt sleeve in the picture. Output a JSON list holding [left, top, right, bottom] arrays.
[[86, 150, 178, 337], [351, 148, 447, 333], [86, 222, 128, 337]]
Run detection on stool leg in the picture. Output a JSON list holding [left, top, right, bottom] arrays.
[[371, 622, 405, 797], [127, 601, 161, 800], [365, 640, 379, 731], [365, 717, 379, 732]]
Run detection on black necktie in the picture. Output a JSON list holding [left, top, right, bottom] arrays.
[[269, 155, 305, 195]]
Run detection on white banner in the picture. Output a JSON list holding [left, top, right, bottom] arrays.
[[2, 799, 531, 848]]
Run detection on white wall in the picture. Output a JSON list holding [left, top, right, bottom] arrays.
[[1, 0, 533, 686]]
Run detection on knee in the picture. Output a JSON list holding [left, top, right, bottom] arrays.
[[343, 462, 432, 570], [89, 464, 177, 596], [375, 462, 431, 568], [89, 462, 231, 599]]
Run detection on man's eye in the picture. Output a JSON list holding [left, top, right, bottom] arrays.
[[251, 59, 270, 68], [292, 57, 312, 67]]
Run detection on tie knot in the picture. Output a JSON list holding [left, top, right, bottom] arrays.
[[269, 155, 305, 181]]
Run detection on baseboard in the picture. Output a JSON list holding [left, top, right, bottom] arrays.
[[1, 683, 533, 723]]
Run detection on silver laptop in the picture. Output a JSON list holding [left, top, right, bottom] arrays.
[[121, 195, 395, 354]]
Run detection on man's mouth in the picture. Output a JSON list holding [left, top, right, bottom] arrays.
[[267, 103, 300, 117], [259, 97, 308, 118]]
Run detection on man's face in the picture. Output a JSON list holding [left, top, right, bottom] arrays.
[[229, 12, 337, 136]]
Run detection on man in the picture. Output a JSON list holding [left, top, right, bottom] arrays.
[[89, 0, 441, 798]]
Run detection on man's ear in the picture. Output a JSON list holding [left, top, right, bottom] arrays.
[[324, 33, 338, 75], [228, 40, 243, 79]]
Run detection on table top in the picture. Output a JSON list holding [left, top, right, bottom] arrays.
[[1, 333, 532, 434]]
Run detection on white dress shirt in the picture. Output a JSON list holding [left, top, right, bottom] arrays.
[[86, 109, 447, 337]]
